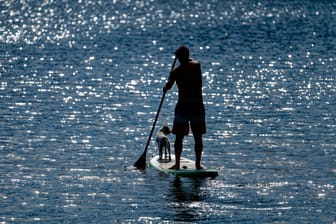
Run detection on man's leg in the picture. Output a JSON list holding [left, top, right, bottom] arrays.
[[171, 134, 184, 169], [194, 133, 203, 169], [171, 112, 189, 170], [191, 115, 206, 170]]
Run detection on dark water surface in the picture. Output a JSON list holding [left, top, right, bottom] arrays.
[[1, 0, 335, 223]]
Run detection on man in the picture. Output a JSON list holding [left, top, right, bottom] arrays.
[[163, 46, 206, 170]]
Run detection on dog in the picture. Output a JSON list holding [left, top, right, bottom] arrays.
[[156, 125, 171, 160]]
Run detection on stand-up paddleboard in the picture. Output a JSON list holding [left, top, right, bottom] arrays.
[[149, 155, 218, 178]]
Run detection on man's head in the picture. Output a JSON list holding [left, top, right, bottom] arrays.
[[175, 46, 190, 64]]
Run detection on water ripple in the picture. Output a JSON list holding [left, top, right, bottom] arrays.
[[1, 0, 336, 223]]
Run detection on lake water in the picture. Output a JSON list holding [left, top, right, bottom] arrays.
[[1, 0, 335, 223]]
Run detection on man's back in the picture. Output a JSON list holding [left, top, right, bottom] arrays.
[[171, 60, 203, 105]]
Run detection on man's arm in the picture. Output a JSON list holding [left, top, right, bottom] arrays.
[[163, 71, 175, 93]]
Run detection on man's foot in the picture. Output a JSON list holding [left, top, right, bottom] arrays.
[[169, 164, 180, 170], [196, 165, 203, 170]]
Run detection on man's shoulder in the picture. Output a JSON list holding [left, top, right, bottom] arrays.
[[173, 60, 200, 74], [189, 60, 201, 69], [189, 60, 200, 65]]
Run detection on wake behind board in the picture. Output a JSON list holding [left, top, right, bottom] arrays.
[[149, 155, 218, 178]]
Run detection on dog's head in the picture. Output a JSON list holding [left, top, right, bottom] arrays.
[[159, 125, 171, 135]]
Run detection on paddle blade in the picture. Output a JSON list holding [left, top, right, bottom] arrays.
[[134, 152, 147, 169]]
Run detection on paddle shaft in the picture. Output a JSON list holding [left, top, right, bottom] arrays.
[[134, 57, 177, 169], [142, 91, 166, 157]]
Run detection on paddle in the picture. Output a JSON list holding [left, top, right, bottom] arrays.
[[134, 57, 177, 169]]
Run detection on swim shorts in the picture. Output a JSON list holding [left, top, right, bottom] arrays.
[[172, 111, 206, 136]]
